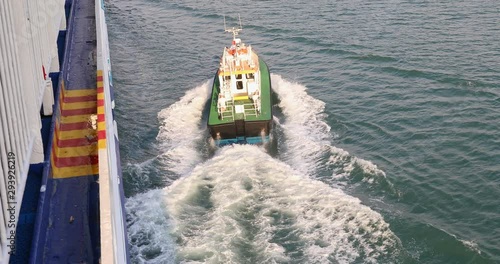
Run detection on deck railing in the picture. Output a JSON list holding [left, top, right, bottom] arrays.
[[95, 0, 130, 263], [220, 100, 260, 121]]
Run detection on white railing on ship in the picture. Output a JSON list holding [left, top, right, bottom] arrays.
[[0, 0, 65, 262], [220, 101, 259, 121], [95, 0, 130, 263]]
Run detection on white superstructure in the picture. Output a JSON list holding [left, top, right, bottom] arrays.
[[0, 0, 65, 261], [216, 23, 262, 119]]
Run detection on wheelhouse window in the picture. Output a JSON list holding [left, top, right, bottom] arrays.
[[246, 73, 254, 80], [237, 81, 243, 90]]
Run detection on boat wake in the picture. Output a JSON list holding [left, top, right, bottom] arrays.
[[122, 82, 211, 195], [272, 74, 395, 191], [156, 80, 212, 179], [127, 146, 402, 263], [127, 76, 404, 263]]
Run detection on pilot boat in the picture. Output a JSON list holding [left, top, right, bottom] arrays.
[[207, 21, 273, 146]]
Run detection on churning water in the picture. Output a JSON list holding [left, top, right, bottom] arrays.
[[107, 0, 500, 263]]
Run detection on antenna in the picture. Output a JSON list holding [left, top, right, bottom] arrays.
[[223, 14, 243, 39]]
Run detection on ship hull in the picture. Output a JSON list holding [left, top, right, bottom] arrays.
[[208, 119, 273, 145]]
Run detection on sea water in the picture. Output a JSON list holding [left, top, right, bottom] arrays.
[[107, 0, 499, 263]]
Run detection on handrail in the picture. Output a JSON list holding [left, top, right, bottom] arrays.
[[219, 101, 259, 121], [95, 0, 130, 263]]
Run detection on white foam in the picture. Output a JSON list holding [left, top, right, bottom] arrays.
[[156, 81, 211, 176], [460, 239, 481, 255], [127, 76, 402, 262], [271, 74, 332, 175], [328, 146, 387, 184], [126, 189, 176, 263], [271, 74, 391, 187], [160, 145, 401, 263], [123, 157, 162, 193]]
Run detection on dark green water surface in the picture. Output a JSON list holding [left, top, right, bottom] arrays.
[[107, 0, 500, 263]]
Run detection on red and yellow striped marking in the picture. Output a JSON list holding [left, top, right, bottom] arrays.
[[97, 70, 106, 150], [51, 79, 99, 178]]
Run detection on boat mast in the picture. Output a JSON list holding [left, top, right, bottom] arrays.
[[222, 14, 243, 92], [224, 14, 242, 40]]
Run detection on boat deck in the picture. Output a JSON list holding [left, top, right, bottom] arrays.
[[208, 59, 272, 126], [219, 99, 260, 121]]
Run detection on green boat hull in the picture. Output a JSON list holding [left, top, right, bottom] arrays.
[[208, 59, 273, 144]]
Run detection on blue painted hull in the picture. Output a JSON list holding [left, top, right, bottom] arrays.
[[216, 135, 271, 146]]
